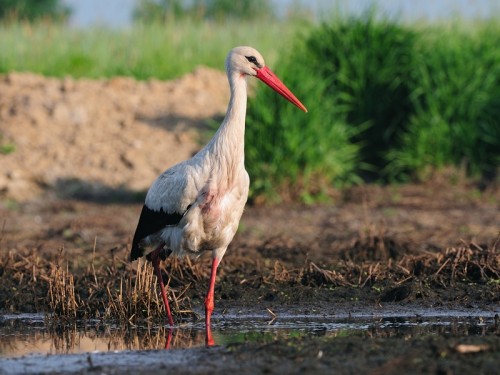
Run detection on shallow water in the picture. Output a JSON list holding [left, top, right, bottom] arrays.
[[1, 305, 498, 357]]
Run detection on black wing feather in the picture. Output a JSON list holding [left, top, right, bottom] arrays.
[[130, 205, 184, 261]]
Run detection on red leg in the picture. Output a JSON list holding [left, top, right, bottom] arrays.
[[204, 257, 219, 347], [151, 247, 174, 326], [164, 328, 173, 350]]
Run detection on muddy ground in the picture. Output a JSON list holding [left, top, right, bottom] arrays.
[[1, 72, 500, 373], [0, 186, 499, 374]]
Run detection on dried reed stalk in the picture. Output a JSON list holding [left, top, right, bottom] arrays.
[[48, 254, 78, 320]]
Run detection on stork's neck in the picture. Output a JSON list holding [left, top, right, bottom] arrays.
[[208, 71, 248, 170]]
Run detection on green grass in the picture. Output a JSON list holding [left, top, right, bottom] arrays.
[[247, 15, 500, 201], [246, 37, 361, 203], [387, 23, 500, 180], [0, 134, 15, 155], [300, 15, 417, 180], [0, 20, 305, 79]]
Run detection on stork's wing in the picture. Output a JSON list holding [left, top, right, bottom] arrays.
[[130, 158, 205, 261], [143, 161, 202, 213]]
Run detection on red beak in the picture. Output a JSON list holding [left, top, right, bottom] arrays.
[[256, 66, 308, 112]]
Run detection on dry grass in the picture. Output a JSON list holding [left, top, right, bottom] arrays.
[[0, 247, 198, 324], [48, 249, 78, 319], [400, 237, 500, 285], [0, 232, 499, 321], [101, 258, 161, 323], [299, 233, 500, 287]]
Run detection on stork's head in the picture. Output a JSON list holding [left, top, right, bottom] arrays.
[[226, 46, 308, 112]]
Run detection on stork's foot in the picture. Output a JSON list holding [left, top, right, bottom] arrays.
[[205, 299, 215, 347], [165, 328, 173, 349], [206, 324, 215, 347]]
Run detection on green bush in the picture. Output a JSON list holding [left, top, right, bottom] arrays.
[[246, 39, 360, 203], [0, 0, 69, 21], [305, 15, 417, 180], [388, 25, 500, 180], [246, 15, 500, 201], [246, 13, 417, 202], [133, 0, 275, 23]]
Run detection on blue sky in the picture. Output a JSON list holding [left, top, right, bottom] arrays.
[[62, 0, 499, 28]]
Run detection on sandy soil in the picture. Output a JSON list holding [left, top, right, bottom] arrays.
[[1, 72, 500, 374], [0, 69, 228, 201]]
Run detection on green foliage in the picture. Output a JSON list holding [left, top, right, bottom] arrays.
[[247, 14, 500, 202], [0, 134, 15, 154], [387, 25, 500, 180], [0, 144, 15, 154], [246, 39, 360, 203], [245, 13, 418, 201], [202, 0, 274, 21], [133, 0, 189, 22], [133, 0, 274, 23], [305, 14, 417, 180], [0, 20, 299, 79], [0, 0, 69, 21]]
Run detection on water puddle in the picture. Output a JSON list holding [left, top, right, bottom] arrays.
[[1, 306, 498, 357]]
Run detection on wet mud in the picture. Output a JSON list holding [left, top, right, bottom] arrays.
[[1, 305, 500, 374]]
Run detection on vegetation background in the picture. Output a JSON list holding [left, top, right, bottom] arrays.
[[0, 0, 499, 203]]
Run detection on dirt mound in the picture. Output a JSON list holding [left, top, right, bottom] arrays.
[[0, 68, 229, 201]]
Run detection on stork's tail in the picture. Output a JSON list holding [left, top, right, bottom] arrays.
[[130, 204, 185, 262], [130, 239, 172, 262], [130, 240, 143, 262]]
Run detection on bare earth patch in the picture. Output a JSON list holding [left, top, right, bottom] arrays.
[[0, 68, 228, 200]]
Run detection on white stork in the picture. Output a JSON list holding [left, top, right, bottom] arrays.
[[130, 46, 307, 346]]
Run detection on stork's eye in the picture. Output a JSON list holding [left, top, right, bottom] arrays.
[[245, 56, 258, 65]]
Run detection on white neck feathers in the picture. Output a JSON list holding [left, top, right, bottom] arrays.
[[206, 71, 248, 175]]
